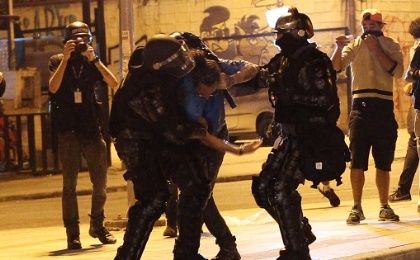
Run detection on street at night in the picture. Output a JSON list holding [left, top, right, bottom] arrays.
[[0, 131, 420, 259]]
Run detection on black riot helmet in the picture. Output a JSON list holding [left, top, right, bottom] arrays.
[[143, 34, 195, 78], [128, 46, 144, 71], [63, 21, 93, 43], [170, 32, 205, 50], [275, 7, 314, 39], [170, 31, 219, 61]]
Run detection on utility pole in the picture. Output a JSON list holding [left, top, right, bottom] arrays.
[[347, 0, 356, 35], [118, 0, 136, 209], [82, 0, 91, 27], [6, 0, 16, 70], [345, 0, 356, 116], [118, 0, 135, 81]]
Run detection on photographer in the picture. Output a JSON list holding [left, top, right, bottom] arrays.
[[48, 21, 118, 250], [331, 9, 404, 225]]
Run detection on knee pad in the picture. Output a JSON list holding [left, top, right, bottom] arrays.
[[132, 191, 169, 220], [252, 176, 270, 208], [150, 191, 170, 215], [179, 180, 211, 209], [274, 186, 301, 209]]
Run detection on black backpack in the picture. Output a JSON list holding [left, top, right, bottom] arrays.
[[290, 45, 350, 188], [298, 124, 350, 188]]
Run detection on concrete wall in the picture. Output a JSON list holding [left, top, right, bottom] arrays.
[[9, 0, 420, 127]]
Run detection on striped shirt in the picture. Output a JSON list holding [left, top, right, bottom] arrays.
[[341, 35, 404, 100]]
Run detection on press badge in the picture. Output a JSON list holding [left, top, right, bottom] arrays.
[[74, 88, 82, 103]]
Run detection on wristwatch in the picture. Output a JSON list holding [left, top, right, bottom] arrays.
[[91, 56, 101, 64]]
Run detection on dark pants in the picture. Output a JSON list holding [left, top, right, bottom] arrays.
[[165, 181, 178, 228], [166, 126, 234, 245], [252, 127, 311, 257], [202, 143, 234, 245], [58, 131, 108, 234], [115, 136, 211, 259], [398, 107, 419, 193]]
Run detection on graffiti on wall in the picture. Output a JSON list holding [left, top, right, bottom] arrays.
[[108, 4, 347, 68], [21, 4, 77, 38], [197, 5, 345, 65], [199, 5, 278, 65], [251, 0, 284, 8]]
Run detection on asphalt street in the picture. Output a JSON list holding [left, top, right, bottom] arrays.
[[0, 129, 419, 259]]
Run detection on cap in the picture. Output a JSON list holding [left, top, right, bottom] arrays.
[[63, 21, 92, 43], [361, 9, 385, 24]]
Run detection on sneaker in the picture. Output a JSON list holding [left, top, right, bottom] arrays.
[[89, 226, 117, 244], [389, 189, 411, 202], [379, 205, 400, 221], [346, 207, 365, 225], [67, 235, 82, 250], [163, 225, 178, 238], [318, 187, 340, 207]]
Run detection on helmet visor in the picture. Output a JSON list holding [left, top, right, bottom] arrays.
[[153, 44, 195, 78]]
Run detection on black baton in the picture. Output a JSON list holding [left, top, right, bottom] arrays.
[[223, 89, 237, 108]]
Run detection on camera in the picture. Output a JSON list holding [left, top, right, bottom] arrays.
[[75, 41, 88, 53], [361, 30, 383, 40]]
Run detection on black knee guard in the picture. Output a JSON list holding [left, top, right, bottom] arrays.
[[174, 185, 211, 259], [275, 189, 310, 252], [114, 193, 167, 260], [302, 217, 316, 245], [252, 176, 270, 209], [174, 193, 206, 258]]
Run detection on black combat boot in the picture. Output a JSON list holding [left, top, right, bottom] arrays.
[[89, 214, 117, 244], [114, 201, 162, 260], [277, 248, 311, 260], [66, 225, 82, 250], [173, 239, 208, 260], [212, 235, 241, 260]]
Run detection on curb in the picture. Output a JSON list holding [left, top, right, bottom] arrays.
[[0, 185, 128, 203], [0, 156, 406, 203], [338, 243, 420, 260], [105, 216, 166, 231], [0, 175, 255, 203]]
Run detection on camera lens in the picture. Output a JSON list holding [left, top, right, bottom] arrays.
[[75, 42, 88, 53]]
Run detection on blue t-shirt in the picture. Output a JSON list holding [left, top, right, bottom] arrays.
[[182, 59, 246, 134]]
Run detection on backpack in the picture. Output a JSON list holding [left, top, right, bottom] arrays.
[[298, 124, 350, 188]]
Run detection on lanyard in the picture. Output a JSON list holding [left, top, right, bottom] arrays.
[[71, 64, 84, 80], [71, 64, 84, 104]]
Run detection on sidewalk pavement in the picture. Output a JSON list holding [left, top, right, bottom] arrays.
[[0, 128, 419, 260]]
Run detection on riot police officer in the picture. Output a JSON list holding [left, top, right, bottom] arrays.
[[111, 35, 260, 260], [252, 7, 348, 259]]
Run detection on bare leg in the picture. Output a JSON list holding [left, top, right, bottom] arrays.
[[350, 168, 365, 206], [376, 168, 390, 205]]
